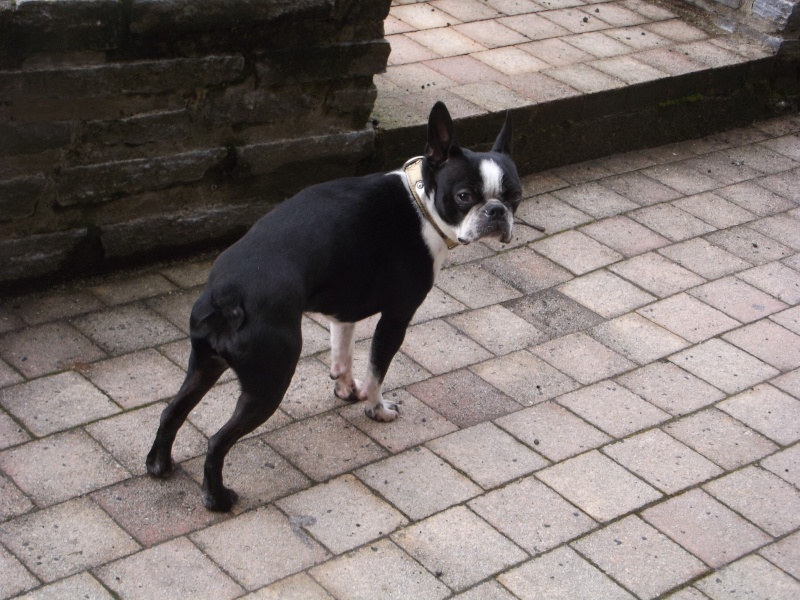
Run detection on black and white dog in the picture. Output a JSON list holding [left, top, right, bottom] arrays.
[[147, 102, 522, 511]]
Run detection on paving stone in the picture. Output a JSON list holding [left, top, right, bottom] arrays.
[[402, 320, 492, 375], [435, 263, 522, 308], [716, 180, 797, 215], [695, 554, 800, 600], [630, 203, 716, 241], [191, 506, 329, 590], [604, 429, 723, 494], [83, 348, 187, 409], [435, 0, 503, 23], [407, 368, 521, 427], [723, 319, 800, 371], [0, 429, 128, 508], [640, 162, 720, 195], [266, 413, 387, 483], [772, 304, 800, 335], [506, 287, 605, 338], [340, 389, 458, 453], [552, 182, 639, 218], [672, 191, 756, 228], [481, 246, 574, 294], [757, 167, 800, 203], [146, 287, 201, 334], [412, 286, 467, 324], [186, 380, 291, 439], [615, 361, 725, 416], [96, 537, 243, 600], [246, 572, 335, 600], [572, 515, 708, 599], [558, 270, 656, 319], [276, 474, 407, 554], [473, 46, 550, 75], [469, 475, 596, 554], [392, 506, 527, 591], [547, 63, 627, 92], [427, 422, 548, 488], [664, 408, 778, 470], [658, 238, 752, 279], [89, 273, 177, 305], [738, 262, 800, 304], [309, 539, 450, 600], [725, 144, 799, 175], [0, 545, 38, 598], [449, 580, 517, 600], [471, 350, 579, 406], [719, 384, 800, 445], [12, 290, 103, 325], [447, 305, 546, 355], [184, 435, 310, 511], [543, 8, 617, 34], [581, 215, 670, 256], [761, 133, 800, 160], [499, 546, 635, 600], [0, 358, 22, 389], [759, 530, 800, 580], [0, 322, 106, 378], [86, 402, 206, 476], [500, 11, 572, 39], [557, 380, 670, 438], [0, 409, 31, 450], [495, 400, 612, 461], [301, 315, 333, 356], [279, 356, 349, 420], [591, 54, 667, 83], [0, 371, 119, 437], [159, 257, 214, 288], [610, 253, 705, 297], [532, 230, 622, 275], [0, 497, 139, 582], [520, 37, 595, 66], [642, 489, 771, 568], [590, 313, 689, 364], [531, 332, 635, 384], [407, 27, 487, 57], [71, 303, 185, 356], [517, 194, 593, 235], [537, 450, 662, 522], [392, 3, 461, 30], [706, 226, 793, 265], [637, 292, 739, 343], [704, 466, 800, 537], [760, 443, 800, 488], [450, 81, 532, 111], [670, 338, 780, 394], [15, 572, 115, 600], [594, 151, 659, 175], [608, 25, 672, 50], [552, 158, 617, 184], [563, 30, 634, 58], [0, 470, 33, 522], [355, 447, 482, 520], [91, 469, 223, 546]]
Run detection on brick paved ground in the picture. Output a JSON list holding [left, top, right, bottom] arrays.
[[2, 2, 800, 599]]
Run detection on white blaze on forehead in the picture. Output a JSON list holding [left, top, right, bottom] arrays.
[[480, 159, 504, 199]]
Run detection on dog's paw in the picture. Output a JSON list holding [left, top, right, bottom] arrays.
[[365, 402, 399, 422], [334, 378, 364, 403], [145, 453, 175, 479], [203, 486, 239, 512]]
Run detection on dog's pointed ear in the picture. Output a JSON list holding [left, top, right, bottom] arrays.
[[491, 110, 513, 155], [425, 101, 457, 168]]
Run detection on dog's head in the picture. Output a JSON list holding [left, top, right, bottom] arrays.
[[422, 101, 521, 245]]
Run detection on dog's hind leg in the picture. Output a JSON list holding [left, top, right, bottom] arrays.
[[146, 337, 227, 478], [202, 330, 302, 512], [329, 320, 362, 402]]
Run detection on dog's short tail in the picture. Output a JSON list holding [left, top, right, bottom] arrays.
[[191, 285, 246, 344]]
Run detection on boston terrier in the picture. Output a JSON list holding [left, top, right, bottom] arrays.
[[146, 102, 522, 511]]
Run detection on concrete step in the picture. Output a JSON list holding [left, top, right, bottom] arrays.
[[367, 0, 790, 174]]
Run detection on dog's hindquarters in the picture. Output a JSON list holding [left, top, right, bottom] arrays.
[[147, 284, 303, 511]]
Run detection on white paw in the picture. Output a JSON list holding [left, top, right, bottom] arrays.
[[334, 377, 364, 402], [365, 402, 399, 422]]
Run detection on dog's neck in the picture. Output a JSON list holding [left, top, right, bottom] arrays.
[[403, 157, 459, 250]]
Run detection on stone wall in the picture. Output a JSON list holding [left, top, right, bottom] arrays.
[[0, 0, 391, 285]]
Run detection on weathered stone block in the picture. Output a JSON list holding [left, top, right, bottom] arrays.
[[753, 0, 799, 31], [0, 120, 71, 156], [80, 109, 193, 149], [56, 148, 229, 206], [129, 0, 333, 36], [0, 175, 46, 221], [0, 228, 88, 283], [0, 56, 245, 102]]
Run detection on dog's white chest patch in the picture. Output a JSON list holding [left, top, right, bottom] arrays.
[[480, 159, 504, 199]]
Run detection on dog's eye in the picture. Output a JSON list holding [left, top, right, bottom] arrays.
[[456, 191, 472, 204]]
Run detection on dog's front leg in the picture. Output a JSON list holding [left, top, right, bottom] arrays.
[[363, 314, 410, 422], [329, 320, 363, 402]]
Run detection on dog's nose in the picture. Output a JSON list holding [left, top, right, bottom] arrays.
[[484, 202, 506, 219]]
